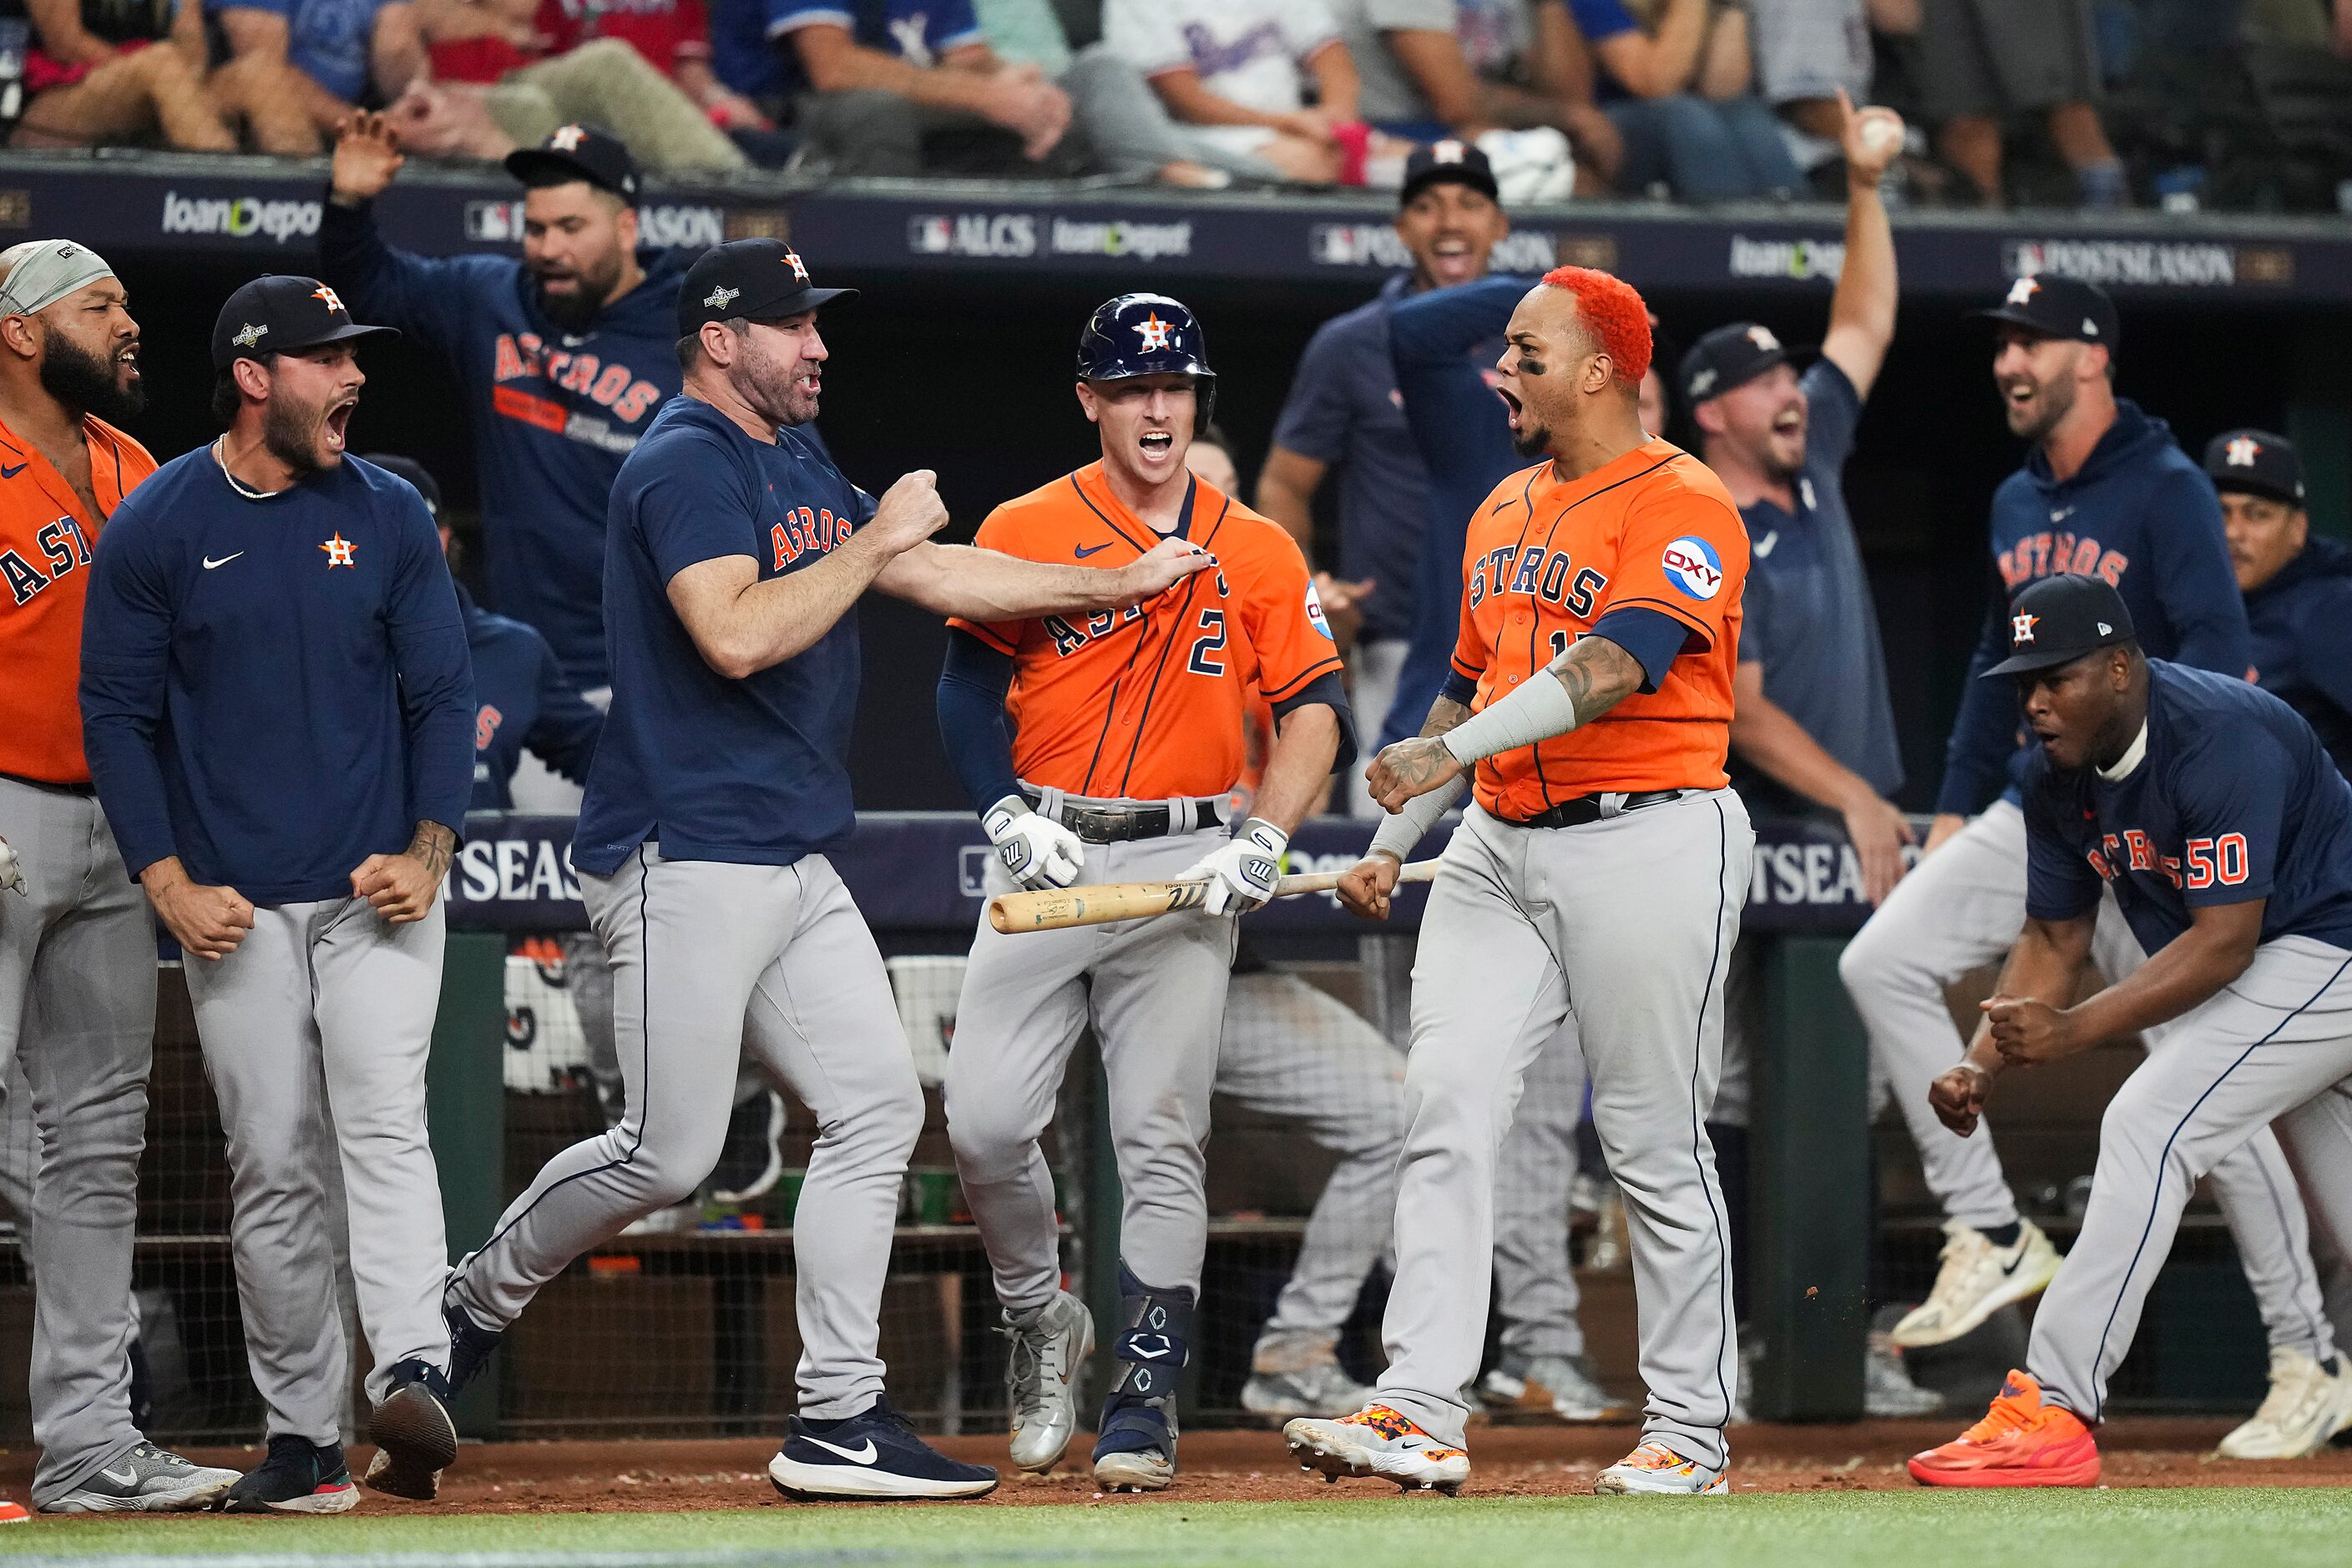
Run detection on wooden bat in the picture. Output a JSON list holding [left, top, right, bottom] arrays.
[[989, 860, 1440, 935]]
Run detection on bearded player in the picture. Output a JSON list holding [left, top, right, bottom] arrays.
[[1288, 266, 1752, 1495], [936, 294, 1350, 1492]]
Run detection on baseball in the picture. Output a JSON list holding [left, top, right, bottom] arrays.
[[1859, 116, 1903, 159]]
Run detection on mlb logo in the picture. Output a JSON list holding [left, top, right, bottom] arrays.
[[908, 216, 954, 255], [1661, 537, 1724, 601]]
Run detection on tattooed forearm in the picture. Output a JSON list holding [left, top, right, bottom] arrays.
[[1547, 635, 1643, 724], [1419, 695, 1472, 738], [406, 821, 457, 880]]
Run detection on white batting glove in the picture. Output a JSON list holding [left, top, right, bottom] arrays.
[[983, 796, 1085, 893], [0, 835, 22, 896], [1178, 817, 1287, 917]]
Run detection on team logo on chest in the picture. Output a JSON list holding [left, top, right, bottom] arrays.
[[320, 532, 357, 569], [1661, 536, 1723, 600]]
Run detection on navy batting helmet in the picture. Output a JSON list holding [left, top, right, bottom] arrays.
[[1075, 293, 1216, 429]]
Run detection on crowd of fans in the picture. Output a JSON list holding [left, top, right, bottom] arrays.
[[3, 0, 2348, 208]]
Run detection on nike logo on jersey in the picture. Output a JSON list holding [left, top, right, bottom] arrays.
[[1753, 529, 1778, 559], [801, 1435, 879, 1464], [0, 463, 25, 478], [1075, 542, 1112, 558], [202, 552, 245, 569]]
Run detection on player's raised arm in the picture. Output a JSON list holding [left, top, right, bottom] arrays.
[[876, 533, 1211, 620], [1818, 89, 1903, 401]]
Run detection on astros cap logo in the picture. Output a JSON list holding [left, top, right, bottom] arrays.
[[549, 124, 587, 151], [2011, 611, 2039, 645], [1662, 536, 1723, 601], [311, 284, 346, 314], [782, 248, 810, 282], [2006, 276, 2041, 306], [2225, 436, 2261, 467], [1135, 312, 1175, 352], [1745, 325, 1781, 352], [1431, 139, 1465, 164]]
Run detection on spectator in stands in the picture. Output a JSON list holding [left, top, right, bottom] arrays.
[[384, 0, 750, 171], [2208, 430, 2352, 780], [1748, 0, 1917, 148], [210, 0, 430, 152], [968, 0, 1232, 186], [1103, 0, 1414, 185], [1331, 0, 1623, 194], [1565, 0, 1802, 200], [706, 0, 1078, 175], [1257, 144, 1508, 813], [11, 0, 235, 149], [1917, 0, 2125, 208]]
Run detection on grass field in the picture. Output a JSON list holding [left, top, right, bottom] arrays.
[[10, 1489, 2352, 1568]]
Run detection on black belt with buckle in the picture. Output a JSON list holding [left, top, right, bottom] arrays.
[[1022, 789, 1226, 844], [1508, 789, 1685, 831]]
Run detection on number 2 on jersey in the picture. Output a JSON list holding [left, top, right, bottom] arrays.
[[1188, 609, 1227, 675]]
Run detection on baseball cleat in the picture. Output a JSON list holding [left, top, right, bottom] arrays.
[[1242, 1361, 1375, 1421], [1001, 1291, 1093, 1472], [769, 1397, 999, 1500], [1283, 1404, 1470, 1494], [1091, 1392, 1178, 1494], [1908, 1369, 2100, 1487], [2217, 1347, 2352, 1460], [41, 1442, 240, 1513], [0, 1500, 25, 1523], [1864, 1331, 1945, 1418], [443, 1294, 505, 1400], [1889, 1220, 2061, 1348], [220, 1437, 360, 1515], [1594, 1440, 1727, 1495], [363, 1360, 458, 1500], [1478, 1355, 1631, 1424]]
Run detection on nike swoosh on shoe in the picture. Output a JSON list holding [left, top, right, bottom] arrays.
[[802, 1436, 878, 1464]]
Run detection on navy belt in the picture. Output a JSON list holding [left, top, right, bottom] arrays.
[[1506, 789, 1685, 830]]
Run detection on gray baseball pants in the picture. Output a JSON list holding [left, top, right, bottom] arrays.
[[453, 846, 921, 1419], [0, 776, 155, 1506], [1841, 800, 2333, 1358], [1492, 1019, 1591, 1364], [2031, 938, 2352, 1419], [182, 896, 453, 1444], [947, 828, 1236, 1312], [1375, 792, 1752, 1459], [1216, 970, 1405, 1355]]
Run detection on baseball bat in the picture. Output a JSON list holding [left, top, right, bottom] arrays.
[[988, 859, 1440, 935]]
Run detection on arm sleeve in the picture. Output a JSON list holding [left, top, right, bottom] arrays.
[[521, 638, 604, 786], [387, 497, 478, 835], [1388, 276, 1528, 368], [317, 198, 492, 366], [935, 628, 1022, 815], [1439, 668, 1479, 707], [1933, 590, 2023, 817], [2148, 471, 2254, 680], [2021, 771, 2103, 922], [1267, 321, 1359, 467], [77, 509, 180, 879], [2172, 732, 2289, 908], [1800, 358, 1863, 468], [1588, 604, 1692, 693], [1596, 484, 1750, 655]]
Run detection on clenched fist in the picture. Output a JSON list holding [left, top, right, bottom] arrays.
[[1335, 852, 1401, 922], [1929, 1062, 1992, 1137]]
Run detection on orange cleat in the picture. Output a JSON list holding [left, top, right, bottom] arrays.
[[0, 1500, 27, 1523], [1909, 1370, 2100, 1488]]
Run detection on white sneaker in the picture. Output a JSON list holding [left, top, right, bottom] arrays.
[[1595, 1439, 1727, 1495], [1000, 1291, 1092, 1472], [1242, 1360, 1373, 1420], [1481, 1356, 1631, 1423], [1284, 1404, 1470, 1494], [1889, 1220, 2062, 1348], [2218, 1347, 2352, 1460], [1864, 1330, 1945, 1417]]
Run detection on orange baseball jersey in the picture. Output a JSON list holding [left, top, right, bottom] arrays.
[[950, 463, 1343, 802], [1450, 438, 1747, 816], [0, 414, 157, 784]]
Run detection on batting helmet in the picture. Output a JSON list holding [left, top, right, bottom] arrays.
[[1075, 292, 1216, 429]]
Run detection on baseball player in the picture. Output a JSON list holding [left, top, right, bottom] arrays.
[[936, 293, 1350, 1491], [1289, 266, 1753, 1495], [80, 276, 476, 1512], [323, 115, 684, 716], [1912, 574, 2352, 1486], [438, 242, 1209, 1502], [0, 239, 240, 1516], [2208, 431, 2352, 781], [1833, 281, 2339, 1424]]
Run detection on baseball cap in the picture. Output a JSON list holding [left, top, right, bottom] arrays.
[[1971, 275, 2120, 353], [1678, 321, 1794, 407], [2204, 427, 2304, 505], [361, 453, 442, 518], [1401, 139, 1500, 206], [677, 239, 856, 336], [211, 276, 397, 370], [1983, 574, 2138, 678], [503, 123, 640, 201]]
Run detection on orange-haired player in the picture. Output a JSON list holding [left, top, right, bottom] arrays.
[[934, 293, 1351, 1494], [1287, 266, 1753, 1495]]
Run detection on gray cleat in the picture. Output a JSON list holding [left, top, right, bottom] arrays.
[[42, 1443, 240, 1514], [1001, 1290, 1093, 1472]]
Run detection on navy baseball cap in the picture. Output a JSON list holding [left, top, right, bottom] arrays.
[[1401, 139, 1500, 206], [678, 240, 856, 336], [504, 122, 640, 201], [1984, 574, 2138, 677], [2204, 428, 2305, 506], [1972, 275, 2120, 353], [361, 453, 442, 517], [212, 276, 396, 369], [1678, 321, 1794, 406]]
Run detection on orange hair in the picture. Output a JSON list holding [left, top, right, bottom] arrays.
[[1539, 266, 1652, 385]]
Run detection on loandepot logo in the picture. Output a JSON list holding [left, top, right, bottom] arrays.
[[1728, 234, 1844, 282], [161, 190, 321, 244]]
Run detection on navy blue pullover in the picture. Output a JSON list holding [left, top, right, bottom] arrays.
[[460, 584, 603, 809], [2247, 532, 2352, 781], [79, 451, 475, 903]]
